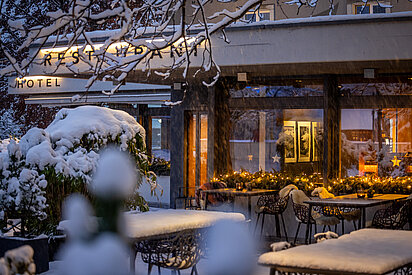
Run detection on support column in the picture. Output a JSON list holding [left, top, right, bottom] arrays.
[[170, 89, 185, 208], [207, 86, 215, 181], [213, 79, 233, 176], [323, 75, 340, 181]]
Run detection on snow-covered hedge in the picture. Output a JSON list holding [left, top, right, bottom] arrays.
[[0, 106, 151, 235]]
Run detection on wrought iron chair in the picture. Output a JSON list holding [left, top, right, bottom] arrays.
[[290, 190, 339, 244], [311, 187, 360, 234], [317, 205, 360, 234], [136, 229, 204, 275], [254, 193, 290, 241], [174, 187, 200, 210], [371, 199, 412, 230]]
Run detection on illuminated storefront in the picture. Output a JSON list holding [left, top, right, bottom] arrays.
[[11, 12, 412, 207]]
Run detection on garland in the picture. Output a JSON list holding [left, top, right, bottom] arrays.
[[211, 170, 412, 195]]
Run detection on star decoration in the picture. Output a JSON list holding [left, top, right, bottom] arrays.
[[272, 155, 281, 163], [248, 155, 253, 161], [391, 156, 401, 167]]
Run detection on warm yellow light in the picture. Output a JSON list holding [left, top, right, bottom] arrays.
[[15, 76, 63, 81]]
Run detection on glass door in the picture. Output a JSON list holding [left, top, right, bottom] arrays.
[[184, 112, 208, 197]]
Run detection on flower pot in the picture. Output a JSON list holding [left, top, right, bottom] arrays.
[[0, 235, 49, 273]]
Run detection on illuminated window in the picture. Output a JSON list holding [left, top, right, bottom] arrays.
[[244, 7, 273, 22], [352, 3, 390, 14]]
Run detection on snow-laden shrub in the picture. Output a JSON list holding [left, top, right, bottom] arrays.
[[0, 139, 48, 237], [0, 106, 152, 235]]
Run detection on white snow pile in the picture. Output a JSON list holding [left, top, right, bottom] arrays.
[[259, 228, 412, 274], [46, 106, 145, 153], [0, 245, 35, 275], [270, 241, 291, 252], [124, 208, 245, 239], [1, 105, 145, 184], [314, 231, 339, 243]]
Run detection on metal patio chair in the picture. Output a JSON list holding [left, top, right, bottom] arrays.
[[136, 228, 204, 275], [371, 199, 412, 230], [290, 190, 339, 244], [254, 193, 290, 241]]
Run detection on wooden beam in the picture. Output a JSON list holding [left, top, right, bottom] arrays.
[[339, 95, 412, 109], [229, 96, 323, 109]]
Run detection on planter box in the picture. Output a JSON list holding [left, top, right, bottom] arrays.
[[48, 235, 66, 261], [0, 235, 49, 273]]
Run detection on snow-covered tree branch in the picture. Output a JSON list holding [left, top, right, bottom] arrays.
[[1, 0, 264, 92]]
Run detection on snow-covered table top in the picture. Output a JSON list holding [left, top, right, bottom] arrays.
[[305, 194, 408, 207], [124, 209, 245, 240], [259, 229, 412, 275]]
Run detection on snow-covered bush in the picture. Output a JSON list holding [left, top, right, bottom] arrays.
[[0, 139, 48, 237], [0, 106, 151, 236]]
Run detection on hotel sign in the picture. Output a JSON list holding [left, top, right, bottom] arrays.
[[8, 76, 170, 95]]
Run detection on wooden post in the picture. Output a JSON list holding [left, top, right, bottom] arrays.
[[323, 75, 340, 181], [213, 78, 234, 176]]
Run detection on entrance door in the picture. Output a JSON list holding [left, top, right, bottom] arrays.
[[184, 112, 208, 197]]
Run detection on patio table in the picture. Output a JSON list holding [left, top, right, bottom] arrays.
[[259, 228, 412, 275], [303, 193, 408, 244], [124, 208, 245, 271], [200, 188, 277, 220]]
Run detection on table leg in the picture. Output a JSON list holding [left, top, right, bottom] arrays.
[[204, 193, 209, 210], [361, 208, 366, 228], [305, 205, 312, 244], [248, 196, 252, 221], [274, 215, 281, 238]]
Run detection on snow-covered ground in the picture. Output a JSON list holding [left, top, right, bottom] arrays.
[[43, 257, 271, 275]]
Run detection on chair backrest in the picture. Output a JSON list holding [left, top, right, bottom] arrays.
[[290, 190, 310, 205], [137, 228, 204, 270], [371, 199, 411, 230], [311, 187, 335, 199], [279, 184, 298, 198]]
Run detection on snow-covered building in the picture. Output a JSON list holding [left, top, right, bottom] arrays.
[[8, 9, 412, 207]]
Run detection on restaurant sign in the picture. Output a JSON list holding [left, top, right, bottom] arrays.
[[29, 39, 199, 75]]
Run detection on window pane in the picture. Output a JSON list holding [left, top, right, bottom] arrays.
[[187, 114, 197, 196], [230, 109, 323, 175], [356, 5, 370, 14], [200, 114, 208, 185], [340, 82, 412, 96], [341, 108, 412, 177], [151, 116, 170, 161], [230, 84, 323, 98], [245, 13, 256, 22], [373, 5, 386, 13], [259, 11, 271, 21]]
